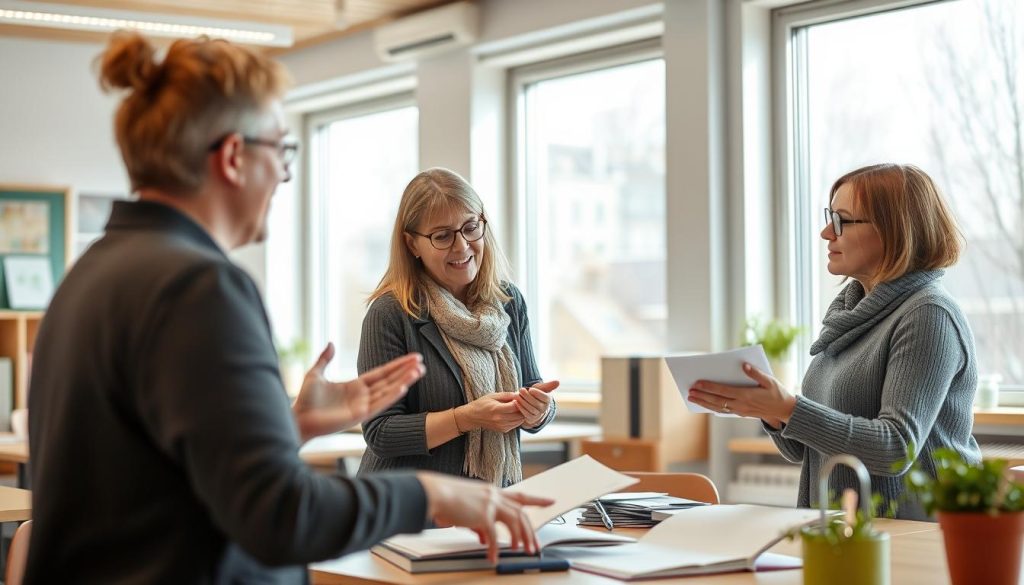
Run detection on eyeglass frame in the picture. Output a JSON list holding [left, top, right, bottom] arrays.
[[407, 218, 488, 250], [208, 133, 300, 165], [824, 207, 871, 237]]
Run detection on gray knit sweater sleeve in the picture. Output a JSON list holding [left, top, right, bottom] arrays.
[[784, 302, 969, 476], [763, 421, 806, 463], [358, 298, 431, 459]]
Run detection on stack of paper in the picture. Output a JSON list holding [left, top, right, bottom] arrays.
[[551, 504, 819, 579], [578, 492, 707, 529], [372, 455, 640, 573]]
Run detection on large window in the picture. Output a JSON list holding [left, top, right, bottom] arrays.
[[308, 98, 418, 379], [514, 47, 666, 390], [783, 0, 1024, 395]]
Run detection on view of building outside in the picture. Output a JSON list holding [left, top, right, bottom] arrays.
[[521, 58, 667, 389], [801, 0, 1023, 389], [315, 105, 418, 379]]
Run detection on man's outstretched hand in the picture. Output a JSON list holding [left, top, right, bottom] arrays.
[[292, 343, 424, 441]]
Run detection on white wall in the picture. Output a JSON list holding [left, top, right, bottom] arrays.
[[0, 37, 125, 194], [0, 35, 268, 285]]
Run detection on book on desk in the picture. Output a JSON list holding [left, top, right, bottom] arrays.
[[578, 492, 708, 529], [373, 521, 634, 573], [371, 455, 639, 573], [550, 504, 819, 579]]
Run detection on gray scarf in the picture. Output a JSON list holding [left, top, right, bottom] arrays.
[[810, 270, 943, 357], [422, 278, 522, 485]]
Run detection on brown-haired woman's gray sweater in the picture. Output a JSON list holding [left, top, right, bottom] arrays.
[[356, 285, 555, 485], [766, 270, 981, 520]]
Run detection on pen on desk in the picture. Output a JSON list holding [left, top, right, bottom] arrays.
[[593, 499, 614, 531]]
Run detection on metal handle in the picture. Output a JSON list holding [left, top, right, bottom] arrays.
[[818, 454, 872, 530]]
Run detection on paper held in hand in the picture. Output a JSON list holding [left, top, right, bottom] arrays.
[[664, 345, 773, 417]]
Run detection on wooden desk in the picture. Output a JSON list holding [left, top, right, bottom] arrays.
[[299, 422, 602, 470], [309, 518, 955, 585], [0, 435, 28, 465], [0, 435, 29, 488], [0, 485, 30, 523]]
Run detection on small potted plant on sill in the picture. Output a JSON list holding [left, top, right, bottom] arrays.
[[276, 337, 311, 397], [742, 317, 802, 388], [904, 447, 1024, 585]]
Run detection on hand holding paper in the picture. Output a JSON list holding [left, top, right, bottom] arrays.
[[665, 346, 798, 423]]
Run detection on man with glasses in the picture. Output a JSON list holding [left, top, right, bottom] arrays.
[[26, 33, 548, 583]]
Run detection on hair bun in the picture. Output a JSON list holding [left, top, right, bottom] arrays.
[[98, 31, 159, 93]]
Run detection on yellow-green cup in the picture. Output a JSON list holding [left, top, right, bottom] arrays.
[[801, 527, 890, 585]]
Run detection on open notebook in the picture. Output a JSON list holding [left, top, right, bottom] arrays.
[[550, 504, 820, 580], [372, 455, 639, 573], [373, 521, 634, 573]]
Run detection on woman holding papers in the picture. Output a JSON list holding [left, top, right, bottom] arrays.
[[688, 164, 980, 519], [357, 168, 558, 486]]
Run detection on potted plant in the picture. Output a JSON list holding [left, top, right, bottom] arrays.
[[276, 337, 311, 396], [904, 448, 1024, 585], [799, 455, 891, 585], [742, 317, 802, 387]]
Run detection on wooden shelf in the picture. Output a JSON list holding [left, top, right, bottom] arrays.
[[973, 408, 1024, 426], [0, 311, 44, 410], [729, 436, 1024, 467], [727, 437, 781, 455]]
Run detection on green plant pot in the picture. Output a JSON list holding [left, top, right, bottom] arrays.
[[801, 527, 890, 585]]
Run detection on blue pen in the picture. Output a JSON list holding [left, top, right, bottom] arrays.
[[593, 499, 614, 531]]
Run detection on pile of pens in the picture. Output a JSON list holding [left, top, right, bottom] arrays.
[[578, 493, 708, 529]]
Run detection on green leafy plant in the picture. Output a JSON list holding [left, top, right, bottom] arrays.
[[276, 337, 311, 367], [742, 317, 802, 360], [789, 492, 893, 546], [904, 447, 1024, 515]]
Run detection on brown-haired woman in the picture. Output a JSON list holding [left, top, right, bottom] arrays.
[[358, 167, 558, 487], [688, 163, 981, 519]]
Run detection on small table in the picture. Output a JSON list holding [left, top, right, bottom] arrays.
[[0, 435, 29, 489]]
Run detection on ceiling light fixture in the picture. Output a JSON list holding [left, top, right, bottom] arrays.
[[0, 0, 293, 46]]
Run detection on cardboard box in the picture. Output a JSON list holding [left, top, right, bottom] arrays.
[[598, 356, 708, 469]]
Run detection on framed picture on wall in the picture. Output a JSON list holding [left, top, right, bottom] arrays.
[[0, 185, 72, 310], [3, 256, 54, 309]]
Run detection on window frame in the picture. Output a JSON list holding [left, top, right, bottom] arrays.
[[302, 91, 418, 375], [507, 38, 665, 394]]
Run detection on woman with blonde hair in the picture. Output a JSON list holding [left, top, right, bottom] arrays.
[[358, 167, 558, 486], [688, 163, 981, 519]]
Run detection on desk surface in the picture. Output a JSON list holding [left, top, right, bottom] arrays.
[[0, 485, 31, 522], [298, 422, 601, 468], [0, 423, 600, 470], [0, 434, 27, 464], [309, 519, 961, 585]]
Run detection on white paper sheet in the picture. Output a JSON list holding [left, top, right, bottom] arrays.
[[664, 345, 773, 416], [503, 454, 639, 527]]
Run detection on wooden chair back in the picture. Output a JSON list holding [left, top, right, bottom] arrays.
[[581, 438, 660, 472], [624, 472, 720, 504]]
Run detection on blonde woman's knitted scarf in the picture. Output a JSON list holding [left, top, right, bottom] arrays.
[[423, 277, 522, 485]]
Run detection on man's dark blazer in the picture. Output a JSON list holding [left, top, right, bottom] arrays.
[[26, 201, 428, 584]]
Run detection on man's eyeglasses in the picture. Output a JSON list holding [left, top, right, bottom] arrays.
[[824, 208, 870, 236], [208, 134, 300, 165], [408, 219, 487, 250]]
